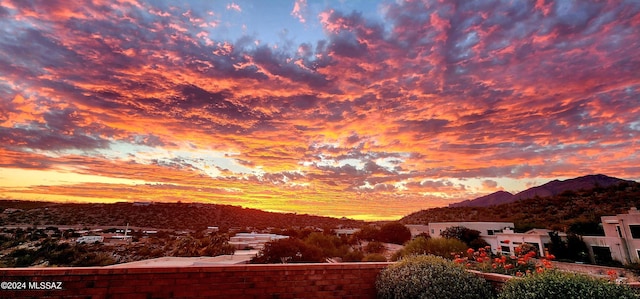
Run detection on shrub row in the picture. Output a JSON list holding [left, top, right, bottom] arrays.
[[376, 255, 639, 299]]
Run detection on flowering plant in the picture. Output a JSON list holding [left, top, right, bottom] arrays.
[[453, 245, 554, 276]]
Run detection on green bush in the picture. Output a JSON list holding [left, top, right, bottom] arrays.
[[498, 270, 639, 299], [392, 237, 468, 260], [376, 255, 493, 299]]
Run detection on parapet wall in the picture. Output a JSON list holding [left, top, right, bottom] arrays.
[[2, 263, 392, 299]]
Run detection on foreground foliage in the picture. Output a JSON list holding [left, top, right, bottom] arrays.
[[376, 255, 493, 299], [498, 270, 639, 299], [455, 245, 554, 276], [392, 236, 467, 260]]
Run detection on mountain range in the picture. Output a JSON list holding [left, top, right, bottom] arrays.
[[449, 174, 634, 208]]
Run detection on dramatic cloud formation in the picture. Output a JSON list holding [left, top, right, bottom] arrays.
[[0, 0, 639, 220]]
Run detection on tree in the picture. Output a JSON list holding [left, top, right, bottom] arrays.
[[199, 234, 236, 256], [303, 232, 349, 258], [440, 226, 486, 249], [566, 233, 589, 263], [378, 222, 411, 245], [548, 231, 569, 260], [251, 238, 324, 264], [353, 226, 381, 242], [170, 235, 203, 257]]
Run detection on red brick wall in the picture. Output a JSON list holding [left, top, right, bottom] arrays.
[[0, 263, 391, 299]]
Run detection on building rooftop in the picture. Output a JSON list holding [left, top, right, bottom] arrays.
[[106, 250, 259, 268]]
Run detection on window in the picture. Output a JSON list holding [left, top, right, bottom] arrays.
[[487, 230, 493, 235], [592, 246, 612, 264], [501, 246, 510, 253], [617, 226, 623, 237], [629, 225, 640, 239]]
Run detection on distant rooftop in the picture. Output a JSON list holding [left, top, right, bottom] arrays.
[[106, 250, 259, 268]]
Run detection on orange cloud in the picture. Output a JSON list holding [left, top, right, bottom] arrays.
[[0, 0, 638, 220]]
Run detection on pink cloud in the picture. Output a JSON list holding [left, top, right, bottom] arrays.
[[226, 2, 241, 12], [291, 0, 307, 23]]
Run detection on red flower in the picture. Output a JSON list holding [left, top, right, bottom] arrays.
[[467, 248, 475, 254], [607, 270, 618, 281], [545, 254, 555, 260], [503, 240, 510, 244]]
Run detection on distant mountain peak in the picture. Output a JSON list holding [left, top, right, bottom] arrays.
[[449, 174, 632, 208], [449, 190, 514, 208]]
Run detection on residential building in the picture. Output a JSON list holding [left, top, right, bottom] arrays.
[[405, 224, 429, 238], [334, 228, 359, 237], [427, 222, 514, 239], [583, 207, 640, 264], [76, 235, 104, 244], [228, 233, 288, 250], [423, 222, 513, 254], [493, 228, 564, 256], [417, 222, 566, 256]]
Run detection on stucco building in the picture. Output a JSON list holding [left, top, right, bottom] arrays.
[[583, 207, 640, 264]]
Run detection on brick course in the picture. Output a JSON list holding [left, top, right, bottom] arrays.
[[0, 263, 390, 299]]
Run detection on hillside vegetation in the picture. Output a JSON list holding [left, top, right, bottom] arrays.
[[0, 201, 364, 230], [401, 181, 640, 235]]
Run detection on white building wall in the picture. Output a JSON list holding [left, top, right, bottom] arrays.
[[229, 233, 289, 250], [427, 222, 514, 238], [405, 225, 429, 238], [493, 228, 557, 256], [76, 236, 104, 243], [582, 207, 640, 264], [582, 236, 627, 263]]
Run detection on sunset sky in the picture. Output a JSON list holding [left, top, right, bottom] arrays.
[[1, 0, 639, 220]]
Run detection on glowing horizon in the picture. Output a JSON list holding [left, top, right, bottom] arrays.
[[1, 0, 639, 220]]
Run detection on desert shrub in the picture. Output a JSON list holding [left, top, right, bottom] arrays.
[[378, 222, 412, 245], [362, 253, 387, 262], [498, 270, 639, 299], [392, 237, 467, 260], [364, 241, 386, 254], [376, 255, 493, 299], [342, 250, 364, 262], [251, 238, 323, 263]]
